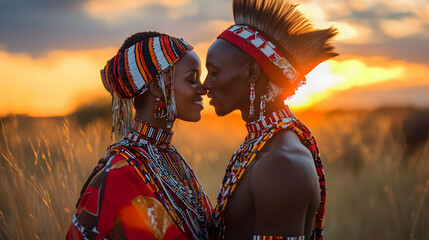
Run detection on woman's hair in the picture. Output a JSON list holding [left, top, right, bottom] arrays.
[[118, 31, 164, 53]]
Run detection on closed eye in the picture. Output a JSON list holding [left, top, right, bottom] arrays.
[[186, 72, 201, 84], [208, 69, 218, 78]]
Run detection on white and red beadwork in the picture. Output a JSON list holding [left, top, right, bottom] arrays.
[[218, 25, 299, 84], [253, 235, 305, 240], [249, 83, 256, 118]]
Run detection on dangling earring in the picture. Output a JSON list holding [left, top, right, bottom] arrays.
[[259, 95, 266, 119], [154, 97, 166, 119], [249, 83, 255, 118]]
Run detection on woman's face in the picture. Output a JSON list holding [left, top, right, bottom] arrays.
[[203, 39, 250, 116], [174, 51, 206, 122]]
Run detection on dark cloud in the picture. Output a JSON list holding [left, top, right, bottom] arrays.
[[0, 0, 232, 56], [336, 37, 429, 65], [0, 0, 427, 66], [0, 0, 86, 13], [322, 0, 429, 65], [0, 0, 107, 56]]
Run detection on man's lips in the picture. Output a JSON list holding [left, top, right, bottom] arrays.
[[206, 92, 215, 105], [209, 97, 215, 106]]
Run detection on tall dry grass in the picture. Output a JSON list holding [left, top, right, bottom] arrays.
[[0, 108, 428, 239]]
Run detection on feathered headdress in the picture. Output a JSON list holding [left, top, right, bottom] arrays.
[[219, 0, 338, 99]]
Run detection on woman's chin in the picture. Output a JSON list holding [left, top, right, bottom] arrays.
[[177, 112, 202, 122]]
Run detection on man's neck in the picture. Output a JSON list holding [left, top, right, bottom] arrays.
[[241, 100, 286, 123]]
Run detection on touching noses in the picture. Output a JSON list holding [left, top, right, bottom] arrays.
[[202, 75, 212, 91], [197, 82, 207, 95]]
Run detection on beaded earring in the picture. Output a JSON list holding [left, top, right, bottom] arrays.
[[249, 83, 256, 118], [154, 97, 167, 119], [259, 95, 266, 119]]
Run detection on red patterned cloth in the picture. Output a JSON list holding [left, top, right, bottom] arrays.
[[67, 120, 214, 240]]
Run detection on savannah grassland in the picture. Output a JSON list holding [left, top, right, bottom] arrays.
[[0, 105, 428, 240]]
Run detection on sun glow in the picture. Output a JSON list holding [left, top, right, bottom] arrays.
[[287, 61, 341, 110], [288, 58, 407, 110], [0, 48, 426, 117]]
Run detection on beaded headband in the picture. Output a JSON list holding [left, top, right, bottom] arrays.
[[218, 25, 301, 86], [101, 35, 193, 100]]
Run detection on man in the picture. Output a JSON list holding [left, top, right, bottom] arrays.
[[203, 0, 337, 239]]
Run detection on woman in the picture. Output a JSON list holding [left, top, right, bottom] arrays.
[[66, 31, 214, 239]]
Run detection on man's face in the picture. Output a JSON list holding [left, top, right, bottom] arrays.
[[203, 40, 250, 116]]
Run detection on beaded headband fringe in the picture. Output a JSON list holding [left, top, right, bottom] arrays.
[[111, 92, 134, 137], [100, 34, 193, 136], [218, 25, 304, 92]]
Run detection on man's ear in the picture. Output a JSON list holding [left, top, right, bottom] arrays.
[[248, 61, 261, 84], [148, 79, 163, 98]]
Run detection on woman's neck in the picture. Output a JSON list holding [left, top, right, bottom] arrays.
[[134, 109, 174, 131]]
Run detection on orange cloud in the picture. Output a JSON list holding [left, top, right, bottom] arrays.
[[0, 42, 215, 117], [296, 4, 376, 44], [0, 49, 115, 116], [348, 0, 375, 12], [380, 17, 424, 38]]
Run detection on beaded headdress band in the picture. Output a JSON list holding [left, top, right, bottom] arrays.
[[101, 35, 193, 136], [218, 25, 304, 95]]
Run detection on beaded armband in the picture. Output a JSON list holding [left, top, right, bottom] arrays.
[[253, 236, 305, 240]]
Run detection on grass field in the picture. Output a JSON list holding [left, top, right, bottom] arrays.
[[0, 107, 428, 239]]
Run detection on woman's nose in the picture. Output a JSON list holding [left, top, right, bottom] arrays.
[[197, 83, 208, 95]]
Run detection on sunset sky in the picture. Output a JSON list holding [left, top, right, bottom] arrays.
[[1, 0, 428, 116]]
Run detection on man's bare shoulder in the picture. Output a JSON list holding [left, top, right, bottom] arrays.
[[252, 129, 316, 181], [248, 129, 320, 235], [249, 128, 318, 213]]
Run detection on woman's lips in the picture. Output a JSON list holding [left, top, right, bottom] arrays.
[[193, 100, 203, 108], [193, 97, 204, 109]]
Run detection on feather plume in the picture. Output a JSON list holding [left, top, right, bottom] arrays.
[[233, 0, 338, 76]]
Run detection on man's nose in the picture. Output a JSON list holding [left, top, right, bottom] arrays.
[[202, 75, 211, 91]]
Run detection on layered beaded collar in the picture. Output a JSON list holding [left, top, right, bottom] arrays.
[[126, 119, 173, 145], [215, 105, 326, 240], [246, 105, 294, 140], [115, 119, 214, 239]]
